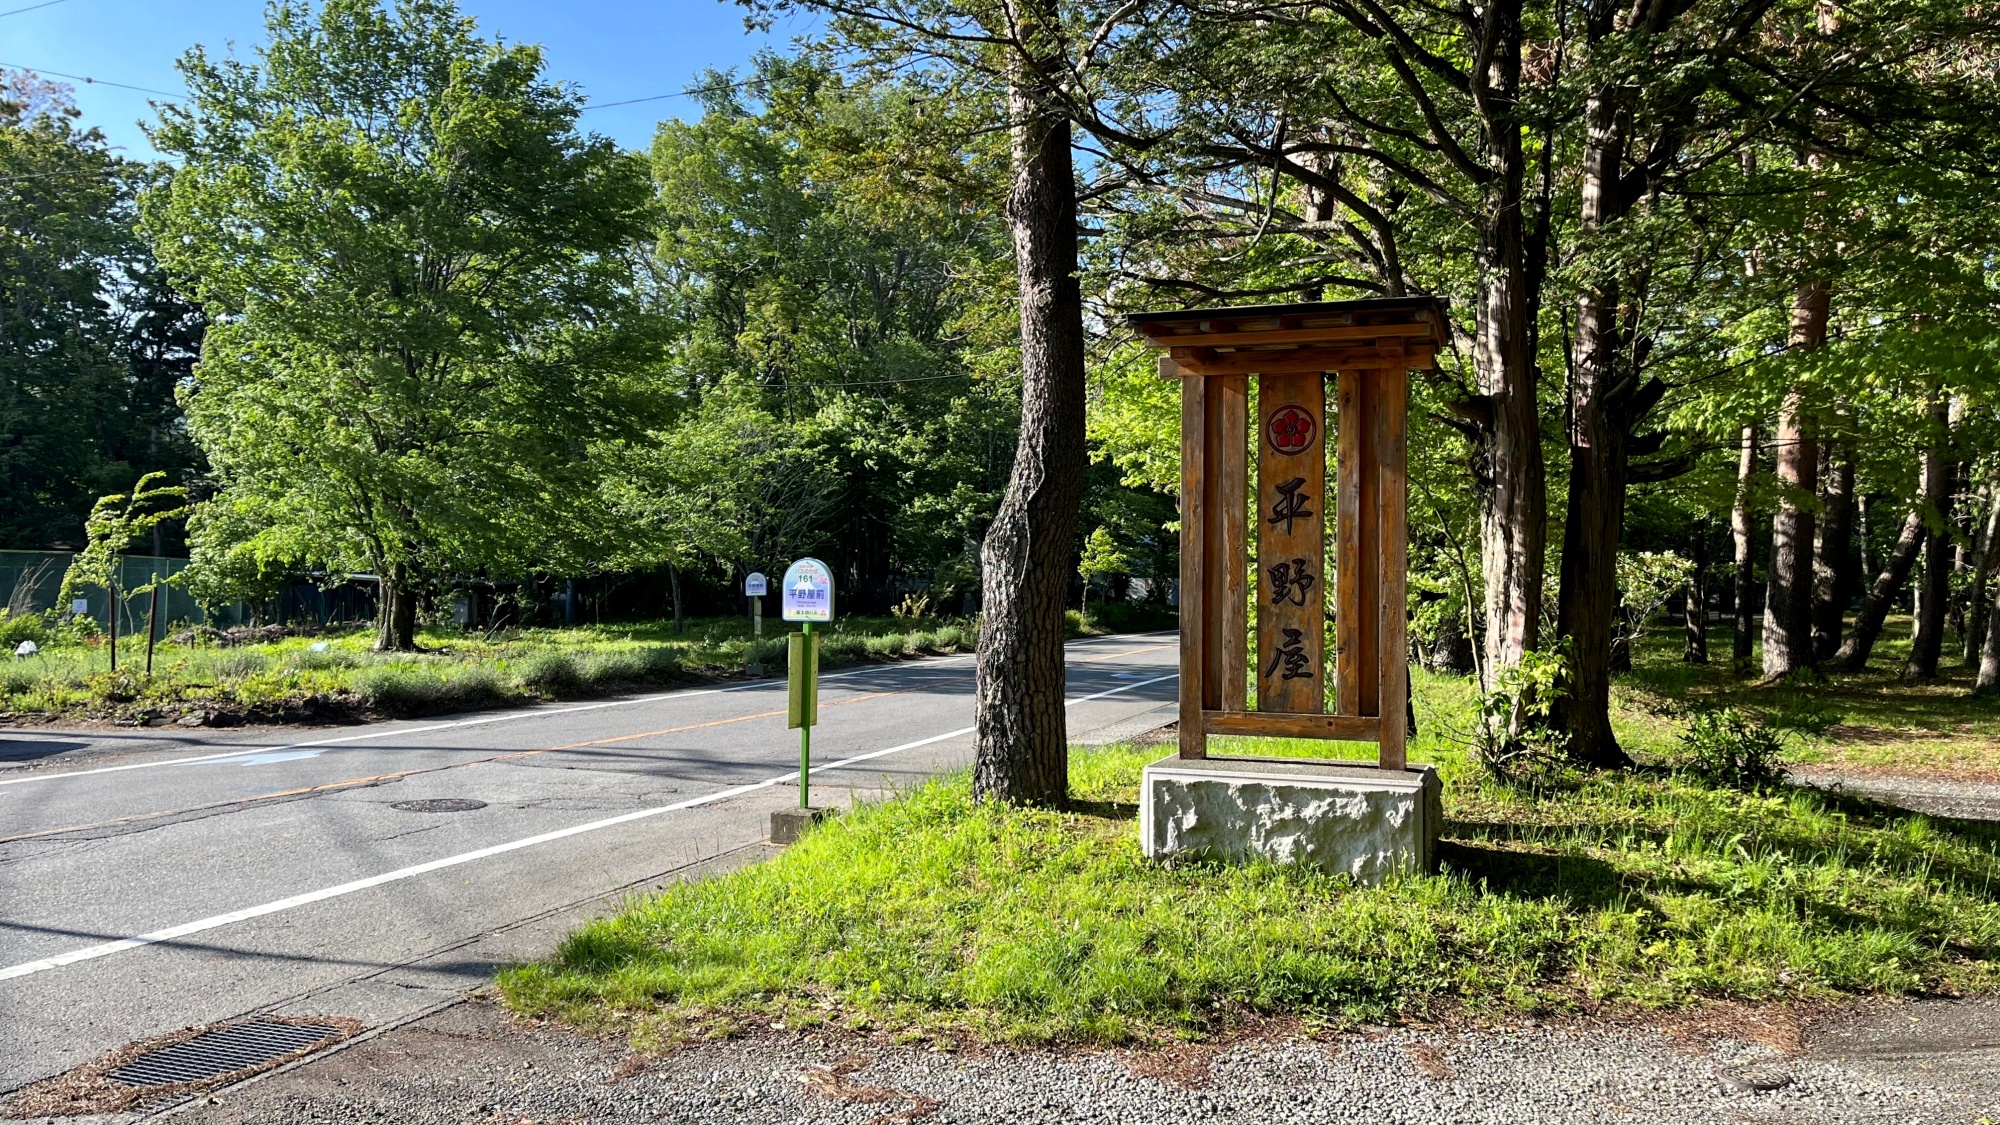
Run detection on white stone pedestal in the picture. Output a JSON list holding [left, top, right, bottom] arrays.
[[1140, 755, 1442, 884]]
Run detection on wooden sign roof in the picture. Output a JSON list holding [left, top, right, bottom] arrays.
[[1127, 296, 1449, 377]]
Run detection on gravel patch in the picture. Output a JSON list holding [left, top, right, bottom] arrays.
[[112, 996, 2000, 1125]]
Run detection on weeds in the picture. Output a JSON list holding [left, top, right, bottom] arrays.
[[1673, 708, 1789, 790]]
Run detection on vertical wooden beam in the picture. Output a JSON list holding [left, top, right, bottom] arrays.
[[1334, 372, 1380, 716], [1175, 359, 1207, 759], [1375, 366, 1410, 772], [1255, 372, 1327, 713], [1211, 374, 1249, 712]]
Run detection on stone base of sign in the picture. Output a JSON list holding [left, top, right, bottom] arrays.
[[769, 806, 831, 846], [741, 662, 767, 678], [1140, 755, 1441, 885]]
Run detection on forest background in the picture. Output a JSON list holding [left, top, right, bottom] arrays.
[[6, 0, 2000, 769]]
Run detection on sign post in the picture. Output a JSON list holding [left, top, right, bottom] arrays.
[[781, 558, 834, 816], [744, 571, 767, 637]]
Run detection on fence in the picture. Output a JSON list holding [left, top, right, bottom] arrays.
[[0, 550, 247, 636]]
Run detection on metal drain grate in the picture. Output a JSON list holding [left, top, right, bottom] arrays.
[[108, 1021, 342, 1087], [390, 798, 487, 813]]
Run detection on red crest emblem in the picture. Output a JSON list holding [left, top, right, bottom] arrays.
[[1265, 406, 1316, 456]]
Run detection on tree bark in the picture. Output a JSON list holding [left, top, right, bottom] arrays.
[[375, 561, 418, 651], [1977, 562, 2000, 693], [1905, 396, 1955, 680], [1836, 504, 1926, 670], [1685, 518, 1710, 664], [973, 63, 1087, 808], [1964, 483, 2000, 666], [1472, 0, 1546, 684], [1762, 284, 1826, 678], [1811, 441, 1855, 661], [1551, 83, 1639, 768], [1732, 423, 1758, 673]]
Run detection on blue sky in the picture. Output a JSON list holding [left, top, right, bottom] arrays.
[[6, 0, 816, 159]]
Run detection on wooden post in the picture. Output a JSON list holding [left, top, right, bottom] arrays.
[[1334, 372, 1379, 717], [1177, 361, 1207, 759], [1207, 374, 1249, 714], [1375, 367, 1410, 771], [1255, 372, 1326, 713]]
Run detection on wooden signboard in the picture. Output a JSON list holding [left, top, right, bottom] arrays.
[[1128, 297, 1447, 772]]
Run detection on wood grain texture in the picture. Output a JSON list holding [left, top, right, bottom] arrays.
[[1203, 710, 1380, 741], [1213, 374, 1249, 712], [1177, 365, 1207, 759], [1255, 372, 1326, 714], [1374, 367, 1410, 772], [1168, 345, 1435, 377], [1140, 321, 1436, 349], [1335, 372, 1380, 717]]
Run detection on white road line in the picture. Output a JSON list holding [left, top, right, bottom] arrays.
[[0, 673, 1177, 983], [0, 633, 1168, 789]]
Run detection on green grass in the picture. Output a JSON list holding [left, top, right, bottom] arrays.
[[498, 668, 2000, 1046], [0, 613, 1012, 723], [1620, 618, 2000, 776]]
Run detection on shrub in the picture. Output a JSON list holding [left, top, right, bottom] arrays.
[[517, 650, 584, 696], [292, 647, 360, 672], [581, 645, 680, 687], [933, 624, 966, 651], [0, 610, 49, 648], [1673, 707, 1788, 790], [215, 651, 273, 681], [0, 664, 37, 696], [355, 662, 509, 713], [890, 592, 931, 619]]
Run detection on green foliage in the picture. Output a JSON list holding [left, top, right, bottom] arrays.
[[1475, 643, 1573, 781], [1671, 708, 1791, 790], [142, 0, 666, 603], [500, 733, 2000, 1043], [58, 472, 190, 609], [0, 609, 48, 648], [0, 76, 202, 550]]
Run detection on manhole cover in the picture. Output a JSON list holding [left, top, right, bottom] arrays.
[[390, 798, 487, 813], [108, 1020, 343, 1087]]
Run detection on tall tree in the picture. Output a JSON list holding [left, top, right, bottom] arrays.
[[142, 0, 663, 650], [1905, 394, 1955, 679]]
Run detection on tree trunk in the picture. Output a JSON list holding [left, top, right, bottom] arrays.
[[1905, 397, 1954, 680], [1977, 563, 2000, 693], [375, 561, 418, 652], [1473, 0, 1545, 684], [1732, 423, 1758, 673], [1836, 504, 1926, 670], [973, 63, 1087, 808], [1762, 284, 1826, 678], [1685, 518, 1710, 664], [670, 565, 684, 634], [1551, 84, 1637, 768], [1964, 483, 2000, 666], [1811, 442, 1856, 661]]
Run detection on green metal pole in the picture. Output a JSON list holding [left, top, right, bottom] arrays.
[[792, 612, 800, 804]]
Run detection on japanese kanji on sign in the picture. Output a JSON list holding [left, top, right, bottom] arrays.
[[1128, 297, 1448, 773]]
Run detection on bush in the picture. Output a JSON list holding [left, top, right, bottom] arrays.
[[0, 663, 37, 696], [1673, 707, 1788, 790], [0, 609, 49, 648], [215, 651, 273, 681], [581, 645, 680, 687], [517, 650, 584, 696], [291, 647, 360, 672], [355, 662, 509, 713]]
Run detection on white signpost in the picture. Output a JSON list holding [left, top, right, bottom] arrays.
[[744, 572, 768, 637], [781, 558, 834, 622], [774, 558, 835, 841]]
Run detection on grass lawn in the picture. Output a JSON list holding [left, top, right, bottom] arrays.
[[498, 664, 2000, 1046], [1619, 618, 2000, 778], [0, 613, 1007, 726]]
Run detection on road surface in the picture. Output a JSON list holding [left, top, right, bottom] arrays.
[[0, 633, 1178, 1095]]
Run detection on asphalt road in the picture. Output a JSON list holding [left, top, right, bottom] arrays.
[[0, 633, 1179, 1096]]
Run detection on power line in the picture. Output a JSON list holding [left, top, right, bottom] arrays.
[[0, 0, 73, 18], [580, 76, 762, 112], [0, 60, 182, 99]]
